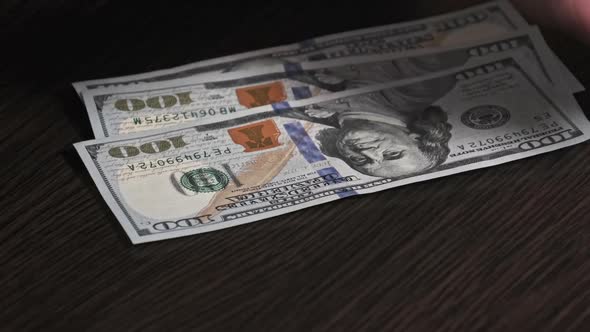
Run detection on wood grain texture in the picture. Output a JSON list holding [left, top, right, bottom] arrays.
[[1, 2, 590, 331]]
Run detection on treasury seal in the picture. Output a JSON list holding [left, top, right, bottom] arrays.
[[180, 168, 229, 193], [461, 105, 511, 130]]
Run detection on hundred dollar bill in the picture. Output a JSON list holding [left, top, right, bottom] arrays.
[[75, 55, 590, 243], [84, 28, 570, 138], [72, 0, 583, 95]]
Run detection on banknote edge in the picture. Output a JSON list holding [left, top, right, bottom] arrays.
[[72, 0, 523, 94]]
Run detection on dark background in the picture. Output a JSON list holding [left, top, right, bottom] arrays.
[[2, 1, 590, 331]]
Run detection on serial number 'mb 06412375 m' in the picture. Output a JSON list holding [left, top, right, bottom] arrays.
[[131, 107, 238, 126]]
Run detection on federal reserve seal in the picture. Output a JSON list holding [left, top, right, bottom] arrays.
[[461, 105, 511, 130], [180, 168, 229, 193]]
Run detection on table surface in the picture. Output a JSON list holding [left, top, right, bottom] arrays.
[[2, 2, 590, 331]]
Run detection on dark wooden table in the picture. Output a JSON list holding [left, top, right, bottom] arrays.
[[2, 2, 590, 331]]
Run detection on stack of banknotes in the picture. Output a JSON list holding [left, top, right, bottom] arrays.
[[74, 0, 589, 243]]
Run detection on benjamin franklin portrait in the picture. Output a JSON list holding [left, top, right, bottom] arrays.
[[281, 73, 456, 178]]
